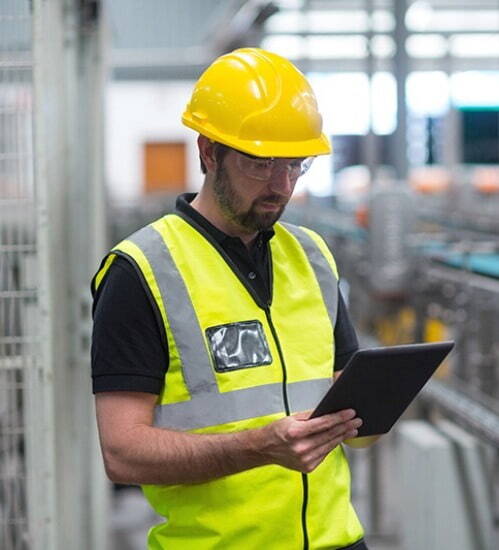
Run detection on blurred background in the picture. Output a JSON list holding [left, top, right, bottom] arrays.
[[0, 0, 498, 549]]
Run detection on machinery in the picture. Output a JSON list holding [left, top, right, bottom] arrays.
[[284, 168, 499, 546]]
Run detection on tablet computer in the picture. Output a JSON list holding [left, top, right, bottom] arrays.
[[310, 341, 454, 437]]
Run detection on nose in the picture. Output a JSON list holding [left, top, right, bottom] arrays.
[[268, 166, 294, 197]]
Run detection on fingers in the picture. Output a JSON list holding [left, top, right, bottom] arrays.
[[293, 408, 358, 437], [261, 410, 362, 474], [295, 417, 362, 457], [290, 421, 362, 473], [312, 417, 362, 447], [285, 416, 362, 473], [301, 431, 354, 472]]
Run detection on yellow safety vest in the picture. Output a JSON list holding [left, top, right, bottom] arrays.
[[93, 214, 364, 550]]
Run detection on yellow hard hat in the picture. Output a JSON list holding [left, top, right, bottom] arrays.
[[182, 48, 331, 158]]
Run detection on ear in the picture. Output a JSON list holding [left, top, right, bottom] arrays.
[[198, 135, 218, 173]]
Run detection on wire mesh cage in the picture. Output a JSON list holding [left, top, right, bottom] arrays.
[[0, 1, 35, 548]]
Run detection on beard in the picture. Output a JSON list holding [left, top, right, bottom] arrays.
[[213, 164, 286, 233]]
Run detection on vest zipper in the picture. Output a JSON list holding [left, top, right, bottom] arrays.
[[264, 307, 309, 550], [264, 307, 290, 415], [301, 473, 310, 550], [179, 214, 309, 546], [170, 213, 312, 547]]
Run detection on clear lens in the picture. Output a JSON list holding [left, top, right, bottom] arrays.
[[236, 152, 314, 181], [298, 156, 314, 176], [237, 155, 274, 180]]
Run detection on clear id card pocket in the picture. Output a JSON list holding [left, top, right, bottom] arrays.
[[205, 320, 273, 372]]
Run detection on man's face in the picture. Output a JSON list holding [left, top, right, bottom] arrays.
[[212, 149, 299, 234]]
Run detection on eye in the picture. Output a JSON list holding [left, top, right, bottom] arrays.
[[252, 158, 273, 170]]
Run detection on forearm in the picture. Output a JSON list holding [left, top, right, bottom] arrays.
[[102, 424, 267, 485], [96, 392, 361, 486]]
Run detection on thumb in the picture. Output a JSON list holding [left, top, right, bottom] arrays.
[[292, 410, 313, 421]]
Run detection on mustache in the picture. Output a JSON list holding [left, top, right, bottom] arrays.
[[256, 195, 287, 206]]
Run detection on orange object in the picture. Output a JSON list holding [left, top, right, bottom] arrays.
[[472, 167, 499, 194], [144, 142, 186, 193], [409, 166, 451, 194], [355, 204, 369, 228]]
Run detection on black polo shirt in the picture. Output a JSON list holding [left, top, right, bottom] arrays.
[[91, 193, 359, 393]]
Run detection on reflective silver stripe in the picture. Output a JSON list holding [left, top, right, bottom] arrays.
[[281, 223, 339, 328], [153, 378, 332, 430], [127, 224, 218, 396], [125, 220, 334, 431], [287, 377, 332, 414]]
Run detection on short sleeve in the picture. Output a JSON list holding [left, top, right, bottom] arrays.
[[91, 255, 168, 394]]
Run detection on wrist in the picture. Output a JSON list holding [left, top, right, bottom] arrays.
[[237, 424, 273, 468]]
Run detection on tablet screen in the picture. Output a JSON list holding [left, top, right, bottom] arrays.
[[310, 341, 454, 437]]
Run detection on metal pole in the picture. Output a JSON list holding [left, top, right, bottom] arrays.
[[364, 0, 379, 183], [30, 0, 66, 547], [31, 1, 107, 548], [392, 0, 409, 180], [70, 3, 110, 548]]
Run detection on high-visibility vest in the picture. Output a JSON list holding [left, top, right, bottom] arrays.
[[93, 214, 364, 550]]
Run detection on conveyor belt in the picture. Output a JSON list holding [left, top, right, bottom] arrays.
[[419, 242, 499, 279], [432, 252, 499, 279]]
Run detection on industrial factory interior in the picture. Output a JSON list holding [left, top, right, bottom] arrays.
[[1, 0, 499, 549]]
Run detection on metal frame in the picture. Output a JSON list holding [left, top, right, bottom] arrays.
[[31, 1, 108, 547], [0, 1, 107, 548]]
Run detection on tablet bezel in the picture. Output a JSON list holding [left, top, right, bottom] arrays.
[[309, 341, 455, 437]]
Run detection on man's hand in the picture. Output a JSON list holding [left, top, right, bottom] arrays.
[[257, 409, 362, 473]]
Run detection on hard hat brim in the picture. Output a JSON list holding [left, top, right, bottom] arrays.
[[182, 113, 332, 158]]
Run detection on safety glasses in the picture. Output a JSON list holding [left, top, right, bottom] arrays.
[[234, 150, 314, 181]]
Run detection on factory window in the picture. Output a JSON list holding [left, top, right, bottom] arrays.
[[261, 35, 304, 59], [266, 9, 369, 33], [308, 71, 396, 136], [370, 35, 395, 58], [264, 10, 303, 33], [371, 10, 394, 33], [305, 10, 369, 33], [265, 7, 394, 34], [371, 72, 397, 135], [308, 72, 370, 135], [307, 35, 367, 59], [296, 71, 397, 197], [406, 72, 450, 117], [406, 34, 448, 58], [451, 71, 499, 107], [261, 34, 368, 60], [450, 34, 499, 58], [406, 4, 499, 33], [143, 141, 186, 194]]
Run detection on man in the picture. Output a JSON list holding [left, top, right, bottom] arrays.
[[92, 48, 375, 549]]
